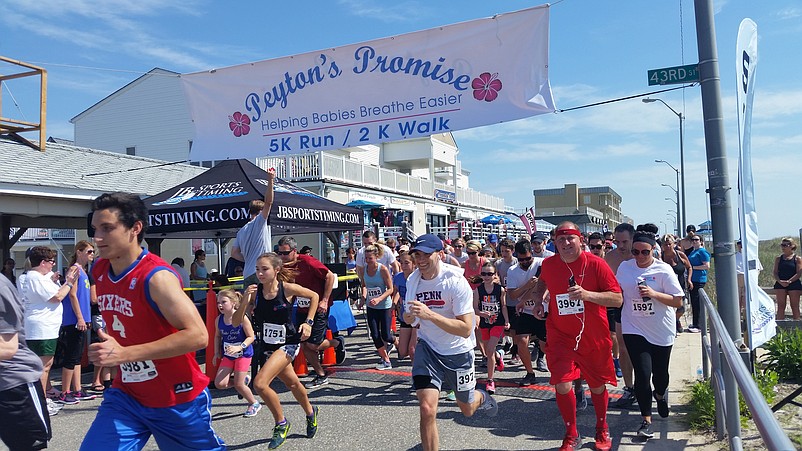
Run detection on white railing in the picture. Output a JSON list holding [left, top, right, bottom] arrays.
[[257, 153, 505, 211], [11, 228, 76, 241]]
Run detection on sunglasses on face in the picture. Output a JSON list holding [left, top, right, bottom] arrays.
[[480, 272, 495, 276], [518, 256, 533, 262], [45, 259, 56, 263], [692, 238, 701, 241], [781, 243, 792, 247], [588, 244, 603, 250], [86, 249, 95, 254], [631, 249, 652, 256], [453, 245, 464, 248], [467, 251, 477, 255], [276, 250, 293, 256], [605, 246, 614, 250]]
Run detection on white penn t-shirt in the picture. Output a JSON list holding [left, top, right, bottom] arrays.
[[408, 265, 474, 356]]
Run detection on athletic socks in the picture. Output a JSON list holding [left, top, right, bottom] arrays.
[[591, 388, 609, 430], [556, 390, 578, 437]]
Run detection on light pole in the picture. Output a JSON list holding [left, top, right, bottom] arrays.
[[645, 98, 686, 235], [666, 214, 676, 235], [656, 160, 682, 237]]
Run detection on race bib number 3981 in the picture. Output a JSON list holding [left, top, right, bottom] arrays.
[[120, 360, 158, 383]]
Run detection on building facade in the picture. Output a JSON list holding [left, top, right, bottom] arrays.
[[533, 183, 623, 231]]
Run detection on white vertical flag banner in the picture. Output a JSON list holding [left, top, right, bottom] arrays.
[[736, 18, 776, 349], [182, 5, 554, 160]]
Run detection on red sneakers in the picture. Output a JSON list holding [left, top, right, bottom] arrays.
[[594, 427, 612, 451], [559, 434, 580, 451]]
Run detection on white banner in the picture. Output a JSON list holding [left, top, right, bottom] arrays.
[[182, 5, 554, 160], [736, 18, 776, 349]]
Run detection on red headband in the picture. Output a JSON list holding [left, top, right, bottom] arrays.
[[554, 228, 581, 237]]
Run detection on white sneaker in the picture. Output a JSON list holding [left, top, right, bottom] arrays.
[[46, 398, 62, 415]]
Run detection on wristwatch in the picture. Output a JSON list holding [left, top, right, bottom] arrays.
[[240, 342, 248, 349], [305, 319, 314, 326]]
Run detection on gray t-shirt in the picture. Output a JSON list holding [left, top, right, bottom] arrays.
[[0, 275, 43, 391], [236, 214, 273, 278], [494, 257, 518, 288]]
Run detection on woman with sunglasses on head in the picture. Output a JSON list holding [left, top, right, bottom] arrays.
[[462, 241, 486, 290], [686, 235, 710, 333], [473, 262, 509, 394], [660, 235, 693, 334], [616, 231, 684, 439], [772, 237, 802, 320], [58, 241, 99, 404]]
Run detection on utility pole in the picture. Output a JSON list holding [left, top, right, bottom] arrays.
[[694, 0, 741, 446]]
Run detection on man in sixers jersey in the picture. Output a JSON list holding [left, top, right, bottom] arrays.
[[81, 192, 225, 450]]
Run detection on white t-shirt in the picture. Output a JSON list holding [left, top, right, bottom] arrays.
[[617, 259, 684, 346], [405, 263, 474, 356], [356, 244, 396, 272], [504, 258, 544, 309], [20, 270, 62, 340]]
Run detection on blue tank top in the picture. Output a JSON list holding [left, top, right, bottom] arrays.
[[365, 266, 390, 310], [217, 315, 254, 359], [62, 267, 91, 326]]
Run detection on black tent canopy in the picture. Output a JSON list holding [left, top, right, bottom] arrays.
[[144, 159, 363, 238]]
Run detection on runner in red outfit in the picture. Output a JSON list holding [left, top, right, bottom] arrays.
[[532, 222, 622, 451]]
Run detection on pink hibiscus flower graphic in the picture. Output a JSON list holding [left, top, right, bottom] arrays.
[[471, 72, 502, 102], [228, 112, 251, 137]]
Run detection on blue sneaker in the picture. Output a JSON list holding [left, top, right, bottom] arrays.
[[306, 406, 319, 438], [268, 420, 290, 449]]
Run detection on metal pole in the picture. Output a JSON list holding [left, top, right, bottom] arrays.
[[680, 112, 687, 234], [675, 170, 681, 236], [694, 0, 741, 447]]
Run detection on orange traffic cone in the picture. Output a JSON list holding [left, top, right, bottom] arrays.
[[322, 330, 337, 366], [293, 352, 308, 377]]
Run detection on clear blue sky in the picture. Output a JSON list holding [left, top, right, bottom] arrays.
[[2, 0, 801, 238]]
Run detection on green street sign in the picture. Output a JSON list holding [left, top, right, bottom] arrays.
[[647, 64, 700, 86]]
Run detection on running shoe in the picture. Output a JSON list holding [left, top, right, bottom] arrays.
[[73, 390, 97, 401], [614, 358, 623, 378], [334, 336, 347, 364], [46, 398, 63, 416], [485, 379, 496, 395], [594, 427, 612, 451], [57, 392, 79, 405], [687, 326, 701, 333], [475, 388, 498, 417], [559, 434, 581, 451], [375, 360, 392, 371], [611, 386, 636, 408], [494, 349, 505, 372], [385, 342, 395, 356], [519, 372, 537, 387], [305, 374, 330, 389], [244, 402, 262, 418], [637, 420, 654, 438], [306, 405, 319, 438], [575, 388, 588, 411], [676, 320, 684, 334], [654, 389, 670, 418], [268, 420, 291, 449], [510, 355, 522, 365], [445, 390, 456, 401], [535, 354, 548, 372], [46, 387, 61, 401]]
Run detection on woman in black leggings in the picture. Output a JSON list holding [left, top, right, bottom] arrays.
[[616, 231, 685, 439]]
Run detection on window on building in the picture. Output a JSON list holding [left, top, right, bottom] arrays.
[[202, 161, 213, 168], [583, 195, 591, 205], [126, 146, 136, 156]]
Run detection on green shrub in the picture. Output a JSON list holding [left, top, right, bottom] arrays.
[[739, 369, 778, 420], [689, 380, 717, 430], [761, 329, 802, 382]]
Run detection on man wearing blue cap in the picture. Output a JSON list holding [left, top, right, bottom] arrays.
[[403, 234, 498, 451]]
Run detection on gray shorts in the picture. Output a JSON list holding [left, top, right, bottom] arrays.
[[412, 340, 476, 404]]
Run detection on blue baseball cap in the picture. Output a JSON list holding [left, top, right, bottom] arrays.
[[411, 234, 444, 254], [487, 233, 499, 243]]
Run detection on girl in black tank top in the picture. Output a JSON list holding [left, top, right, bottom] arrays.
[[231, 252, 321, 448], [472, 262, 510, 394]]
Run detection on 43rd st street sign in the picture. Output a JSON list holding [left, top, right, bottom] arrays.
[[647, 64, 700, 85]]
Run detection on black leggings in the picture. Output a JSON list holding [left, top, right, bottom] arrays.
[[366, 307, 394, 349], [689, 281, 706, 328], [623, 334, 673, 418]]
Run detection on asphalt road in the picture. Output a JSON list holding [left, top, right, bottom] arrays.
[[9, 313, 716, 451]]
